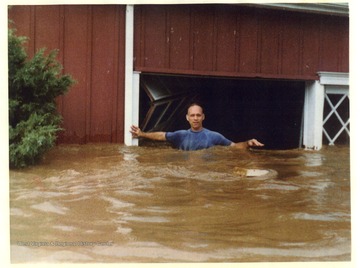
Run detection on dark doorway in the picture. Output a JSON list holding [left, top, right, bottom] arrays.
[[140, 74, 305, 149]]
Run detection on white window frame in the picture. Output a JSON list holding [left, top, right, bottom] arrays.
[[303, 72, 349, 150]]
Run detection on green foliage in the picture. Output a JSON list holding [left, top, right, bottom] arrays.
[[9, 26, 75, 168]]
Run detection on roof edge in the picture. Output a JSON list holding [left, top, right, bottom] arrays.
[[248, 3, 349, 17]]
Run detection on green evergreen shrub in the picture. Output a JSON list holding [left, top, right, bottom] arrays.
[[8, 26, 75, 168]]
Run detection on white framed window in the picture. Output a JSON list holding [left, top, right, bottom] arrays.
[[323, 85, 349, 145]]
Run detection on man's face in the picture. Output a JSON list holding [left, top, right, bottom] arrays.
[[186, 105, 205, 131]]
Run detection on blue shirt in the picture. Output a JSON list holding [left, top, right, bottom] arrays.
[[165, 128, 232, 151]]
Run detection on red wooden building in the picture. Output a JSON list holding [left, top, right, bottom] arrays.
[[8, 3, 349, 149]]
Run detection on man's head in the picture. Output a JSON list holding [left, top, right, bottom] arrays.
[[186, 103, 205, 131]]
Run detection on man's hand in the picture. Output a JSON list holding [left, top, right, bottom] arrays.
[[130, 125, 143, 138], [129, 125, 166, 141], [232, 138, 264, 149], [247, 139, 264, 147]]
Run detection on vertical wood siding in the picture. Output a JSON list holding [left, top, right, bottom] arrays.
[[9, 4, 349, 144], [134, 5, 349, 79], [9, 5, 126, 143]]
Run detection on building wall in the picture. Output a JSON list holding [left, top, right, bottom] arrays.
[[8, 5, 349, 144], [8, 5, 126, 143], [134, 5, 349, 79]]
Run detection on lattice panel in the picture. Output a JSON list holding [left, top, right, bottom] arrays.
[[323, 91, 350, 145]]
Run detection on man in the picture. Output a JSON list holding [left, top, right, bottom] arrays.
[[130, 103, 264, 150]]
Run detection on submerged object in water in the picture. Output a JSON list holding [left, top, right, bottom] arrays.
[[246, 169, 270, 177], [233, 167, 270, 178]]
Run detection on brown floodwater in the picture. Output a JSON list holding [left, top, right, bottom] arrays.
[[9, 144, 351, 263]]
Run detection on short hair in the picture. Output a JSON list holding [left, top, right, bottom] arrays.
[[187, 102, 204, 114]]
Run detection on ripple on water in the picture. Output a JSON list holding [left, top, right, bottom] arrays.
[[115, 189, 153, 197], [10, 208, 32, 217], [123, 215, 170, 223], [248, 181, 301, 191], [31, 201, 69, 215], [52, 225, 77, 232], [15, 190, 68, 200], [293, 212, 351, 222], [100, 196, 135, 212]]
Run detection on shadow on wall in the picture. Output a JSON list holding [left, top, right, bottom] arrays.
[[139, 74, 305, 150]]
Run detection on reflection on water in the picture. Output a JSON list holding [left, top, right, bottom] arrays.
[[10, 144, 351, 262]]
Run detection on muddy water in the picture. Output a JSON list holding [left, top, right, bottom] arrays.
[[10, 144, 351, 262]]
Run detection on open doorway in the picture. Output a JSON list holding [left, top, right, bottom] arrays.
[[139, 73, 305, 149]]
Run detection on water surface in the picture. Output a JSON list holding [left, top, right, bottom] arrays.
[[10, 144, 351, 262]]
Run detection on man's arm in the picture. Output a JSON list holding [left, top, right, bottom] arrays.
[[230, 139, 264, 149], [130, 125, 166, 141]]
